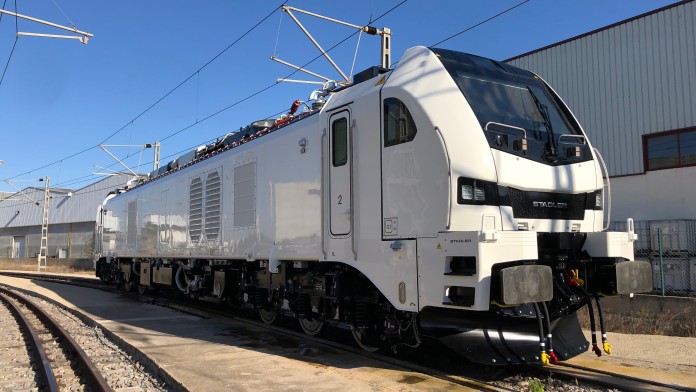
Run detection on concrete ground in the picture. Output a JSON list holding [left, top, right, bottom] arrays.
[[0, 274, 472, 392], [3, 270, 696, 391]]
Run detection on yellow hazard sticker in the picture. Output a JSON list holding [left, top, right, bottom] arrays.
[[436, 243, 442, 250], [375, 76, 386, 86]]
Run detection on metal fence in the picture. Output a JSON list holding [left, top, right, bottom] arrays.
[[610, 220, 696, 297]]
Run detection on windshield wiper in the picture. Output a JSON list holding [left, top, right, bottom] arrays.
[[526, 87, 557, 161]]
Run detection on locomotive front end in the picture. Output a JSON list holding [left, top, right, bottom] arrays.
[[407, 48, 652, 365]]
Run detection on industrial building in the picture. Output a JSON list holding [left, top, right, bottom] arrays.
[[0, 175, 128, 261], [507, 0, 696, 295]]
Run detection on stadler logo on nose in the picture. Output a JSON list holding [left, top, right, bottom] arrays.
[[532, 201, 568, 209]]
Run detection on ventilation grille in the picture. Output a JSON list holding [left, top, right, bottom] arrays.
[[189, 177, 203, 243], [204, 171, 222, 241], [234, 162, 256, 228], [127, 200, 137, 247]]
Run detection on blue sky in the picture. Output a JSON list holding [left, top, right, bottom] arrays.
[[0, 0, 678, 192]]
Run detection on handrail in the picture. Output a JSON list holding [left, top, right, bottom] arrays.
[[350, 119, 357, 260], [434, 126, 452, 230], [593, 147, 611, 231], [321, 129, 327, 259], [484, 121, 527, 139]]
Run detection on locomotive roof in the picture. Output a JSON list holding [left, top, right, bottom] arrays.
[[114, 46, 524, 196]]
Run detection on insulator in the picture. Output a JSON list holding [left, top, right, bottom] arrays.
[[363, 26, 378, 35], [290, 100, 301, 115]]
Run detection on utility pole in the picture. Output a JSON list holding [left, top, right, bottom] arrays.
[[37, 176, 50, 271]]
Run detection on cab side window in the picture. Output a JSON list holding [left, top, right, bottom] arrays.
[[384, 98, 417, 147], [332, 117, 348, 167]]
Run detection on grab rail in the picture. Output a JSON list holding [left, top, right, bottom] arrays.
[[434, 126, 451, 230], [320, 129, 327, 259]]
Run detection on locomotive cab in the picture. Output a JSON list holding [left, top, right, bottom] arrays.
[[378, 46, 652, 364]]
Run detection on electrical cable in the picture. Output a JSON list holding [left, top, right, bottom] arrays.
[[50, 0, 76, 28], [3, 1, 288, 182], [0, 0, 8, 24], [97, 0, 288, 146], [162, 0, 408, 143], [5, 0, 408, 188], [53, 104, 291, 188], [0, 0, 18, 89], [429, 0, 531, 47], [0, 39, 18, 88]]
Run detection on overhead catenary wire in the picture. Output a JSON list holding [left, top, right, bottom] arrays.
[[97, 1, 289, 146], [49, 0, 76, 28], [5, 0, 408, 187], [429, 0, 531, 47], [53, 104, 292, 189], [3, 1, 288, 182], [0, 0, 7, 24], [0, 0, 19, 89], [162, 0, 408, 143]]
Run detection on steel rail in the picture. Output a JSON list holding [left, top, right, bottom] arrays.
[[0, 291, 59, 392], [0, 287, 113, 392], [552, 362, 695, 392], [0, 272, 509, 391], [5, 271, 694, 392]]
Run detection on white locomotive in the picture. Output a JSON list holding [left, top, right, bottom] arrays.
[[96, 46, 652, 365]]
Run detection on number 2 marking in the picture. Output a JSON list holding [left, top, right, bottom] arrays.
[[338, 195, 343, 204]]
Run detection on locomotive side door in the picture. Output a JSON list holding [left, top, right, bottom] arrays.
[[328, 110, 352, 237]]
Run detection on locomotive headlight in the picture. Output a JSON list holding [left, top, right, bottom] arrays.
[[474, 187, 485, 202], [461, 185, 474, 201], [457, 177, 499, 205]]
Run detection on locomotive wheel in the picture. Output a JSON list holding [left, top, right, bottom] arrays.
[[351, 327, 380, 352], [259, 308, 278, 325], [298, 317, 325, 336]]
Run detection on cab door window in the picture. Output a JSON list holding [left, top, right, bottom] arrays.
[[384, 98, 417, 147]]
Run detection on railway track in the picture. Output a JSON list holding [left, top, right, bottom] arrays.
[[2, 271, 694, 392], [542, 362, 696, 392], [0, 286, 111, 391], [0, 282, 170, 392]]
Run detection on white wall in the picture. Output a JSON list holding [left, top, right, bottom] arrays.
[[610, 166, 696, 221]]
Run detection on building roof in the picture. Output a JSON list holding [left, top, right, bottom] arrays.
[[505, 0, 692, 62], [0, 175, 129, 228]]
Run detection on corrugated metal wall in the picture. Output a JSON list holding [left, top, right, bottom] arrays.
[[507, 1, 696, 176], [0, 222, 95, 259], [0, 175, 129, 227]]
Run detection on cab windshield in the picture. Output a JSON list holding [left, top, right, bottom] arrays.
[[432, 48, 590, 165]]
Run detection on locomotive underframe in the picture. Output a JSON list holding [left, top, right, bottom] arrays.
[[96, 229, 651, 364]]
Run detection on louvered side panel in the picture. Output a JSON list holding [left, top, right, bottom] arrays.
[[204, 170, 222, 242], [189, 177, 203, 243]]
